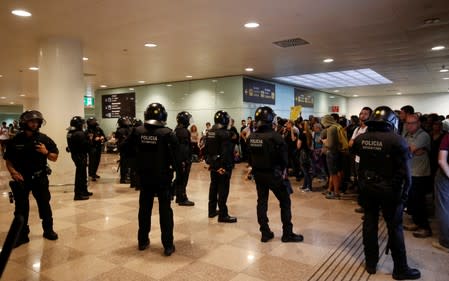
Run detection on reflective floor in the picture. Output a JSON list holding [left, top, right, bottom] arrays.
[[0, 154, 447, 281]]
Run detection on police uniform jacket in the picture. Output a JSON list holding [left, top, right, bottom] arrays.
[[352, 130, 411, 201], [205, 125, 235, 170], [4, 131, 58, 178], [67, 129, 89, 154], [86, 126, 106, 149], [174, 125, 191, 163], [125, 124, 179, 183], [247, 126, 288, 172]]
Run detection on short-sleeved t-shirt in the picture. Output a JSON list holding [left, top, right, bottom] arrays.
[[404, 128, 431, 176]]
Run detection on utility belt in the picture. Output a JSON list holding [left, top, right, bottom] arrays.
[[361, 170, 391, 183], [26, 166, 52, 180]]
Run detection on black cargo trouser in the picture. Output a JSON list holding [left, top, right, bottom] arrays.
[[253, 170, 293, 235], [71, 153, 88, 196], [362, 190, 408, 271], [175, 162, 192, 202], [208, 168, 232, 218], [88, 146, 102, 177], [12, 175, 54, 237], [138, 180, 174, 248]]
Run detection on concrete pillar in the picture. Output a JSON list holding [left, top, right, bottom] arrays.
[[38, 38, 84, 185]]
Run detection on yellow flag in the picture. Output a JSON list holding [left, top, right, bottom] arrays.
[[290, 106, 302, 120]]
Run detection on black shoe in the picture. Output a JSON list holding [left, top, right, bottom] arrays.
[[392, 267, 421, 280], [218, 216, 237, 223], [261, 231, 274, 242], [119, 179, 130, 184], [138, 240, 149, 251], [90, 177, 96, 181], [14, 236, 30, 248], [74, 195, 89, 201], [178, 200, 195, 206], [84, 191, 93, 196], [282, 232, 304, 242], [94, 174, 101, 179], [43, 230, 58, 240], [164, 245, 175, 256], [208, 211, 218, 218], [365, 264, 377, 274]]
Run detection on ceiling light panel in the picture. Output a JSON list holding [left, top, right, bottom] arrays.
[[274, 68, 392, 89]]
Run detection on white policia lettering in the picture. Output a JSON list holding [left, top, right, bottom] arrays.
[[250, 138, 263, 147], [141, 135, 157, 144], [361, 139, 383, 151]]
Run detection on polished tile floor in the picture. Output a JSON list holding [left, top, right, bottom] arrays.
[[0, 154, 447, 281]]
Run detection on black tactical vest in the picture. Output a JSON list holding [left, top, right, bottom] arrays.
[[248, 132, 275, 170]]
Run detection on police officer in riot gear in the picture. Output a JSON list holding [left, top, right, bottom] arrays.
[[174, 111, 195, 206], [116, 116, 132, 183], [352, 106, 421, 280], [205, 110, 237, 223], [67, 116, 91, 200], [124, 103, 179, 256], [86, 117, 105, 181], [248, 106, 304, 243], [4, 110, 59, 247]]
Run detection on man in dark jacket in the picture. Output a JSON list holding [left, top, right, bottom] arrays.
[[205, 110, 237, 223], [174, 111, 195, 206], [4, 110, 59, 247], [247, 106, 304, 243], [67, 116, 91, 200], [352, 106, 420, 280], [124, 103, 179, 256]]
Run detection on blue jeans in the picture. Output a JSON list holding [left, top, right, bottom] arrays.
[[435, 169, 449, 247]]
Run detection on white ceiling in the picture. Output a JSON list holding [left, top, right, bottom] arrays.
[[1, 0, 449, 106]]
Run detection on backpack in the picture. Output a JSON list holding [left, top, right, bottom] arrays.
[[336, 125, 349, 152]]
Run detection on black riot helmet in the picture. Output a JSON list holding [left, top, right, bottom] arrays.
[[144, 103, 168, 126], [117, 116, 131, 128], [365, 106, 398, 132], [176, 111, 192, 127], [19, 110, 46, 131], [87, 117, 98, 128], [70, 116, 85, 130], [254, 106, 275, 128], [214, 110, 230, 128]]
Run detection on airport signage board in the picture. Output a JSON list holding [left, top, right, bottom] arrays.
[[243, 78, 275, 104], [102, 92, 136, 118], [294, 88, 314, 108]]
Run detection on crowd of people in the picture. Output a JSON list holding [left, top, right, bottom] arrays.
[[3, 102, 449, 279]]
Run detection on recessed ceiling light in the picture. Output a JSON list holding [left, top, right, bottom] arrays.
[[323, 58, 334, 63], [82, 57, 89, 61], [129, 88, 134, 91], [29, 66, 39, 71], [274, 68, 392, 89], [329, 96, 335, 99], [9, 102, 15, 104], [396, 92, 402, 95], [244, 22, 260, 28], [245, 67, 254, 72], [219, 91, 225, 94], [440, 69, 449, 73], [185, 75, 193, 78], [431, 46, 445, 51], [443, 77, 449, 80], [166, 84, 172, 87], [100, 85, 107, 88], [138, 80, 145, 83], [144, 43, 157, 48], [12, 9, 32, 17], [0, 75, 2, 78], [0, 97, 6, 99], [20, 94, 26, 97], [333, 90, 339, 93], [353, 94, 359, 97], [211, 80, 217, 83]]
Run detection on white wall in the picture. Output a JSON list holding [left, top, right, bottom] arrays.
[[347, 92, 449, 117]]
